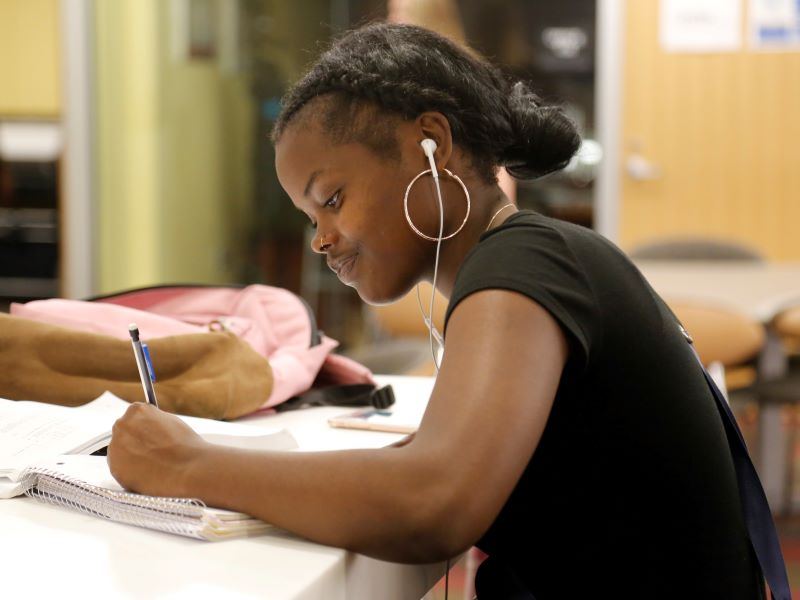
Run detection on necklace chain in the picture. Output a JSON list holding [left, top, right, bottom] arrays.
[[485, 202, 515, 232]]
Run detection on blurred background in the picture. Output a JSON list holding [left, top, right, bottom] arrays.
[[3, 0, 798, 338], [2, 0, 800, 595], [2, 0, 797, 338], [0, 0, 601, 339]]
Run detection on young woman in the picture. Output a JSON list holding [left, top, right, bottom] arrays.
[[108, 23, 766, 598]]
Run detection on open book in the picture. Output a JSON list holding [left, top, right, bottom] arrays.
[[1, 392, 295, 539]]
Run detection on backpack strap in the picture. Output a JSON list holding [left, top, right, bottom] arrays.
[[275, 384, 395, 412], [681, 324, 791, 600]]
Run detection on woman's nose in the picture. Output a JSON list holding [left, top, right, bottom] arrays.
[[312, 230, 335, 254]]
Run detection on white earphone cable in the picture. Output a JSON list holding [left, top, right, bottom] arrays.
[[429, 168, 444, 374], [423, 182, 450, 595], [414, 139, 445, 374], [419, 140, 448, 598], [415, 169, 445, 374]]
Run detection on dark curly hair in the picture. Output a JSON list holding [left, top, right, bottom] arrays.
[[272, 22, 581, 183]]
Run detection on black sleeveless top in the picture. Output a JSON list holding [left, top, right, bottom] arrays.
[[444, 211, 764, 599]]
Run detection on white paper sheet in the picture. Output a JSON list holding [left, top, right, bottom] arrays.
[[660, 0, 742, 53]]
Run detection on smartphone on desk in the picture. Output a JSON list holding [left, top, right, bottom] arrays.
[[328, 407, 420, 434]]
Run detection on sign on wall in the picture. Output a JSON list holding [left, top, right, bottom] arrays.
[[659, 0, 742, 53], [750, 0, 800, 50]]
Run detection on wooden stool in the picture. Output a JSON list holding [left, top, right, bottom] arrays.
[[667, 299, 766, 393], [774, 305, 800, 356]]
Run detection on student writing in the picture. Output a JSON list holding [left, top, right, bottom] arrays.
[[108, 22, 768, 598]]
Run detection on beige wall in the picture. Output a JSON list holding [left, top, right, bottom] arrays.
[[0, 0, 60, 117], [620, 0, 800, 259]]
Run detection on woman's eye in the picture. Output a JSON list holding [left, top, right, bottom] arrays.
[[324, 191, 340, 208]]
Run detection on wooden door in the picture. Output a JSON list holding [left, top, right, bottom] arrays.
[[619, 0, 800, 259]]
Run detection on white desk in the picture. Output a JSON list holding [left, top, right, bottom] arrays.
[[0, 375, 444, 600], [635, 261, 800, 323], [637, 260, 800, 513]]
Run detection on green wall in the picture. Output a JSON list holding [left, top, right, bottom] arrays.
[[94, 0, 254, 292]]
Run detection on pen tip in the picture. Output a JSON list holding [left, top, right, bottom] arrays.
[[128, 323, 138, 331]]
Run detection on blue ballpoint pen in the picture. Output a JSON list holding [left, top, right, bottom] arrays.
[[128, 323, 159, 407]]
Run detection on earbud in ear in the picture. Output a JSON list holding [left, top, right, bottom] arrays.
[[420, 138, 439, 179], [420, 138, 437, 158]]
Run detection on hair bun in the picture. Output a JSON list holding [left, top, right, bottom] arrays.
[[500, 81, 581, 180]]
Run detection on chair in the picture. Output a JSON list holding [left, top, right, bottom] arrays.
[[346, 283, 446, 376], [667, 299, 766, 395], [774, 305, 800, 356], [755, 305, 800, 403], [754, 305, 800, 513], [629, 237, 765, 262]]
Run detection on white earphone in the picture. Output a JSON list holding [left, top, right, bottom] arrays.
[[420, 138, 439, 180], [416, 138, 445, 371]]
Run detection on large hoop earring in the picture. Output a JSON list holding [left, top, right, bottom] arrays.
[[403, 168, 471, 242]]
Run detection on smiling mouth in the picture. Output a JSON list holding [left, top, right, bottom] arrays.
[[330, 254, 358, 284]]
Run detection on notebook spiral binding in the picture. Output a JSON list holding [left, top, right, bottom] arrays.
[[20, 468, 212, 539]]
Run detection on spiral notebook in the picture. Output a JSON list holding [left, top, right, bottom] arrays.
[[20, 455, 272, 541]]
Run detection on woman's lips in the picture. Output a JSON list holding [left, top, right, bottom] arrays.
[[331, 254, 358, 284]]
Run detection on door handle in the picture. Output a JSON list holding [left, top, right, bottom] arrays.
[[625, 152, 662, 180]]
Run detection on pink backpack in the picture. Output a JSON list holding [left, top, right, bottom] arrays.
[[11, 284, 376, 411]]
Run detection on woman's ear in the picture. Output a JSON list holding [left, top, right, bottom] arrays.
[[417, 112, 453, 170]]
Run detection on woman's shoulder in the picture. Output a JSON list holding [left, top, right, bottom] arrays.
[[447, 211, 606, 363], [475, 209, 636, 278], [483, 210, 607, 249], [463, 210, 614, 279], [447, 210, 652, 360]]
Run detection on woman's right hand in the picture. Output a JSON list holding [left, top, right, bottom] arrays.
[[107, 402, 210, 498]]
